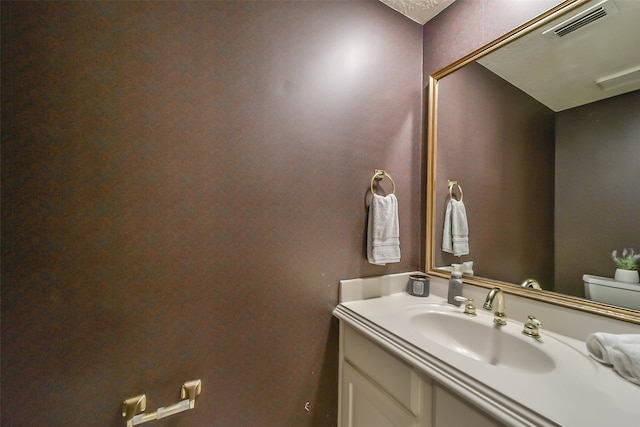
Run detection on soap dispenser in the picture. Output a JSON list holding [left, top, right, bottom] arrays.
[[447, 265, 463, 306]]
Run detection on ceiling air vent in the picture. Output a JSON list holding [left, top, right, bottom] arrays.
[[554, 7, 606, 36], [543, 0, 619, 38]]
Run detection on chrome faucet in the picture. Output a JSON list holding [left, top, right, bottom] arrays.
[[483, 287, 506, 325]]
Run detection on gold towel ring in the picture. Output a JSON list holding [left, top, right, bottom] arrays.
[[371, 169, 396, 196], [448, 180, 463, 201]]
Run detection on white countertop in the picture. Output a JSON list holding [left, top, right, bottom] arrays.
[[334, 289, 640, 427]]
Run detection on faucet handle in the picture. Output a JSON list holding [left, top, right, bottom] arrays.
[[521, 278, 542, 290], [522, 315, 541, 338], [454, 296, 477, 316]]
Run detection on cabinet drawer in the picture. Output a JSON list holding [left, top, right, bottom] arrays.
[[343, 325, 419, 414]]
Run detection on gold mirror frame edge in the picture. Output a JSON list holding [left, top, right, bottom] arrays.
[[425, 0, 640, 325]]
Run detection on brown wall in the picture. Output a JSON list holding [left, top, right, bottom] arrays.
[[434, 62, 555, 285], [1, 0, 597, 425], [1, 2, 423, 426], [555, 90, 640, 296]]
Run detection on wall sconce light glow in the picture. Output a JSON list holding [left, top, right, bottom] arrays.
[[309, 32, 373, 94], [343, 39, 368, 78], [324, 33, 371, 81]]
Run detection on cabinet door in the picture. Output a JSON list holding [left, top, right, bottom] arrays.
[[343, 325, 420, 414], [434, 384, 505, 427], [341, 362, 421, 427]]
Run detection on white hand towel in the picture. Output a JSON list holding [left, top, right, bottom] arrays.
[[442, 199, 469, 256], [609, 343, 640, 386], [367, 193, 400, 265], [442, 200, 453, 254], [585, 333, 640, 365]]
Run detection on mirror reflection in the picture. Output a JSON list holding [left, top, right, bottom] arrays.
[[430, 0, 640, 312]]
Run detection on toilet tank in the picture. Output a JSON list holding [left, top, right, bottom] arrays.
[[583, 274, 640, 310]]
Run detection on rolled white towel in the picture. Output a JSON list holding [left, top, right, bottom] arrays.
[[586, 333, 640, 365], [609, 343, 640, 386]]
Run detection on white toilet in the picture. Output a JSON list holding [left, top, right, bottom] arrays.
[[583, 274, 640, 310]]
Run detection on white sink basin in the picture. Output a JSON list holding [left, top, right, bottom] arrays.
[[410, 308, 556, 373]]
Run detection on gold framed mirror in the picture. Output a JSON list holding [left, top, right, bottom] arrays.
[[426, 0, 640, 324]]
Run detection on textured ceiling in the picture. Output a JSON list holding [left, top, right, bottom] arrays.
[[379, 0, 456, 24]]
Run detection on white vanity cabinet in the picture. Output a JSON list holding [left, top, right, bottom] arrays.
[[341, 362, 421, 427], [340, 323, 428, 427], [432, 384, 505, 427], [339, 323, 504, 427], [336, 273, 640, 427]]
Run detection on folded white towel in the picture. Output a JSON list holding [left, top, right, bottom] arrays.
[[586, 333, 640, 365], [367, 193, 400, 265], [609, 343, 640, 385], [442, 199, 469, 256]]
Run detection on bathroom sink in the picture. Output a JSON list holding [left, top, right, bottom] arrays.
[[410, 309, 556, 373]]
